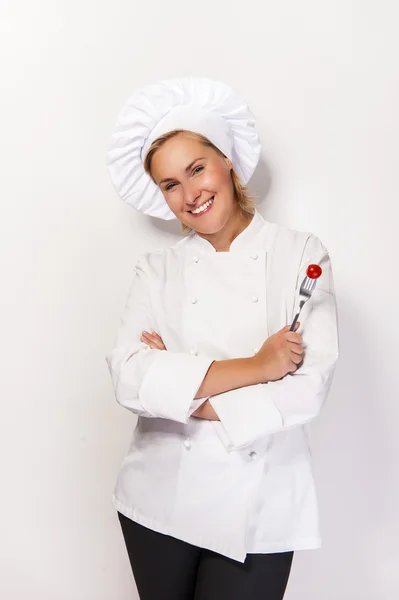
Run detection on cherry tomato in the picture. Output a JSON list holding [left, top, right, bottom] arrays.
[[306, 264, 322, 279]]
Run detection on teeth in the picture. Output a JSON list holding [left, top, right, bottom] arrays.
[[191, 197, 214, 214]]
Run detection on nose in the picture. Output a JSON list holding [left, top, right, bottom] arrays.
[[183, 180, 201, 207]]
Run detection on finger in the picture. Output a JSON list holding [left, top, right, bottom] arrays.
[[150, 332, 166, 349], [142, 338, 162, 350], [152, 333, 166, 349], [141, 333, 166, 351], [144, 341, 156, 349], [290, 352, 303, 364], [151, 332, 167, 349], [149, 339, 163, 350], [144, 331, 164, 344], [289, 343, 304, 355], [142, 331, 158, 342], [141, 332, 158, 345], [285, 332, 303, 344]]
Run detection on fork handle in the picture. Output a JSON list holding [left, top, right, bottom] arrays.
[[290, 300, 305, 331]]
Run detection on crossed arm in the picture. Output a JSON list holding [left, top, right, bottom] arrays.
[[139, 316, 304, 422], [139, 331, 259, 421]]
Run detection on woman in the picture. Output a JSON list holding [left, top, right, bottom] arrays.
[[106, 77, 339, 599]]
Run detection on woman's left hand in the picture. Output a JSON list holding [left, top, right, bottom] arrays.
[[140, 330, 167, 351]]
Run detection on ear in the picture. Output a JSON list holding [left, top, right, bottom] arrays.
[[224, 156, 233, 170]]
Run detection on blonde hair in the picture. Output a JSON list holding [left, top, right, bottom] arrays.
[[143, 129, 256, 235]]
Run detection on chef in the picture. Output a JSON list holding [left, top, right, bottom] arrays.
[[105, 76, 339, 600]]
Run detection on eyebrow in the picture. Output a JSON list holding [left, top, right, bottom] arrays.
[[159, 157, 206, 186]]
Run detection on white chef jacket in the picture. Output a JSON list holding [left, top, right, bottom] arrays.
[[105, 209, 339, 563]]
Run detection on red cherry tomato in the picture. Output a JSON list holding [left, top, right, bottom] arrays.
[[306, 264, 322, 279]]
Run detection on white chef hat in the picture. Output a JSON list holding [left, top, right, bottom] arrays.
[[106, 76, 261, 221]]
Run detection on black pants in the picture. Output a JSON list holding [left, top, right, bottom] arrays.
[[118, 512, 294, 600]]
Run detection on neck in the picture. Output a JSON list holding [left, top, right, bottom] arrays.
[[197, 206, 253, 252]]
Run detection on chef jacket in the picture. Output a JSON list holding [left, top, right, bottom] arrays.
[[105, 209, 339, 563]]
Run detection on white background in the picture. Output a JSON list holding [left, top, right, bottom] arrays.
[[0, 1, 398, 598]]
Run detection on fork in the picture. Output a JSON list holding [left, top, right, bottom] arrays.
[[289, 274, 318, 331]]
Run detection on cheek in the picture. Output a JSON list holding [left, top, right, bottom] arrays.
[[203, 165, 232, 190], [163, 189, 184, 211]]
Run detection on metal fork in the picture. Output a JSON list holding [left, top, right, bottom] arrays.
[[289, 275, 318, 331]]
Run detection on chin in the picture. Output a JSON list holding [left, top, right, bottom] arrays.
[[185, 213, 224, 235], [194, 220, 223, 234]]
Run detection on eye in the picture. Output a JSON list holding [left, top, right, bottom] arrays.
[[193, 166, 204, 175], [165, 182, 177, 191]]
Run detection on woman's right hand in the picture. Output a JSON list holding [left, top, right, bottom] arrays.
[[252, 322, 304, 383]]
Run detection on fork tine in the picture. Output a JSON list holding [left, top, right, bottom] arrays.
[[299, 276, 317, 297], [304, 280, 312, 291], [304, 276, 317, 291]]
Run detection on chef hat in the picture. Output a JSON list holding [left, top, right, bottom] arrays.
[[106, 77, 261, 221]]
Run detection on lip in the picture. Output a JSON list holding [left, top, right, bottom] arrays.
[[189, 197, 214, 218]]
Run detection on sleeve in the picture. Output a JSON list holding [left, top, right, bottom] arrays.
[[105, 256, 215, 423], [209, 234, 340, 450]]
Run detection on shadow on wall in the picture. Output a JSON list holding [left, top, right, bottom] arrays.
[[287, 294, 398, 600], [248, 155, 272, 208]]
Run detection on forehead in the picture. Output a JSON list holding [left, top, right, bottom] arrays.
[[150, 134, 215, 179]]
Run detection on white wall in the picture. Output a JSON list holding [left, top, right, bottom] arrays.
[[1, 1, 398, 598]]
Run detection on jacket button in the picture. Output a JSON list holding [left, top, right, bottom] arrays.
[[249, 451, 257, 461], [193, 256, 199, 263], [190, 346, 198, 355], [252, 296, 259, 303], [190, 297, 197, 304], [184, 438, 191, 450], [250, 253, 258, 260]]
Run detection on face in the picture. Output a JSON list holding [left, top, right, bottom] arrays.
[[149, 133, 236, 234]]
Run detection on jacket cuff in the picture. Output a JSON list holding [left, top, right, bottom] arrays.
[[139, 351, 215, 423], [187, 396, 210, 417], [209, 384, 283, 450]]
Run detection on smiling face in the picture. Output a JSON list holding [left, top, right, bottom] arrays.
[[148, 132, 238, 234]]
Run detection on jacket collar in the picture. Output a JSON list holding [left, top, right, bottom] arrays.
[[189, 209, 265, 254]]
